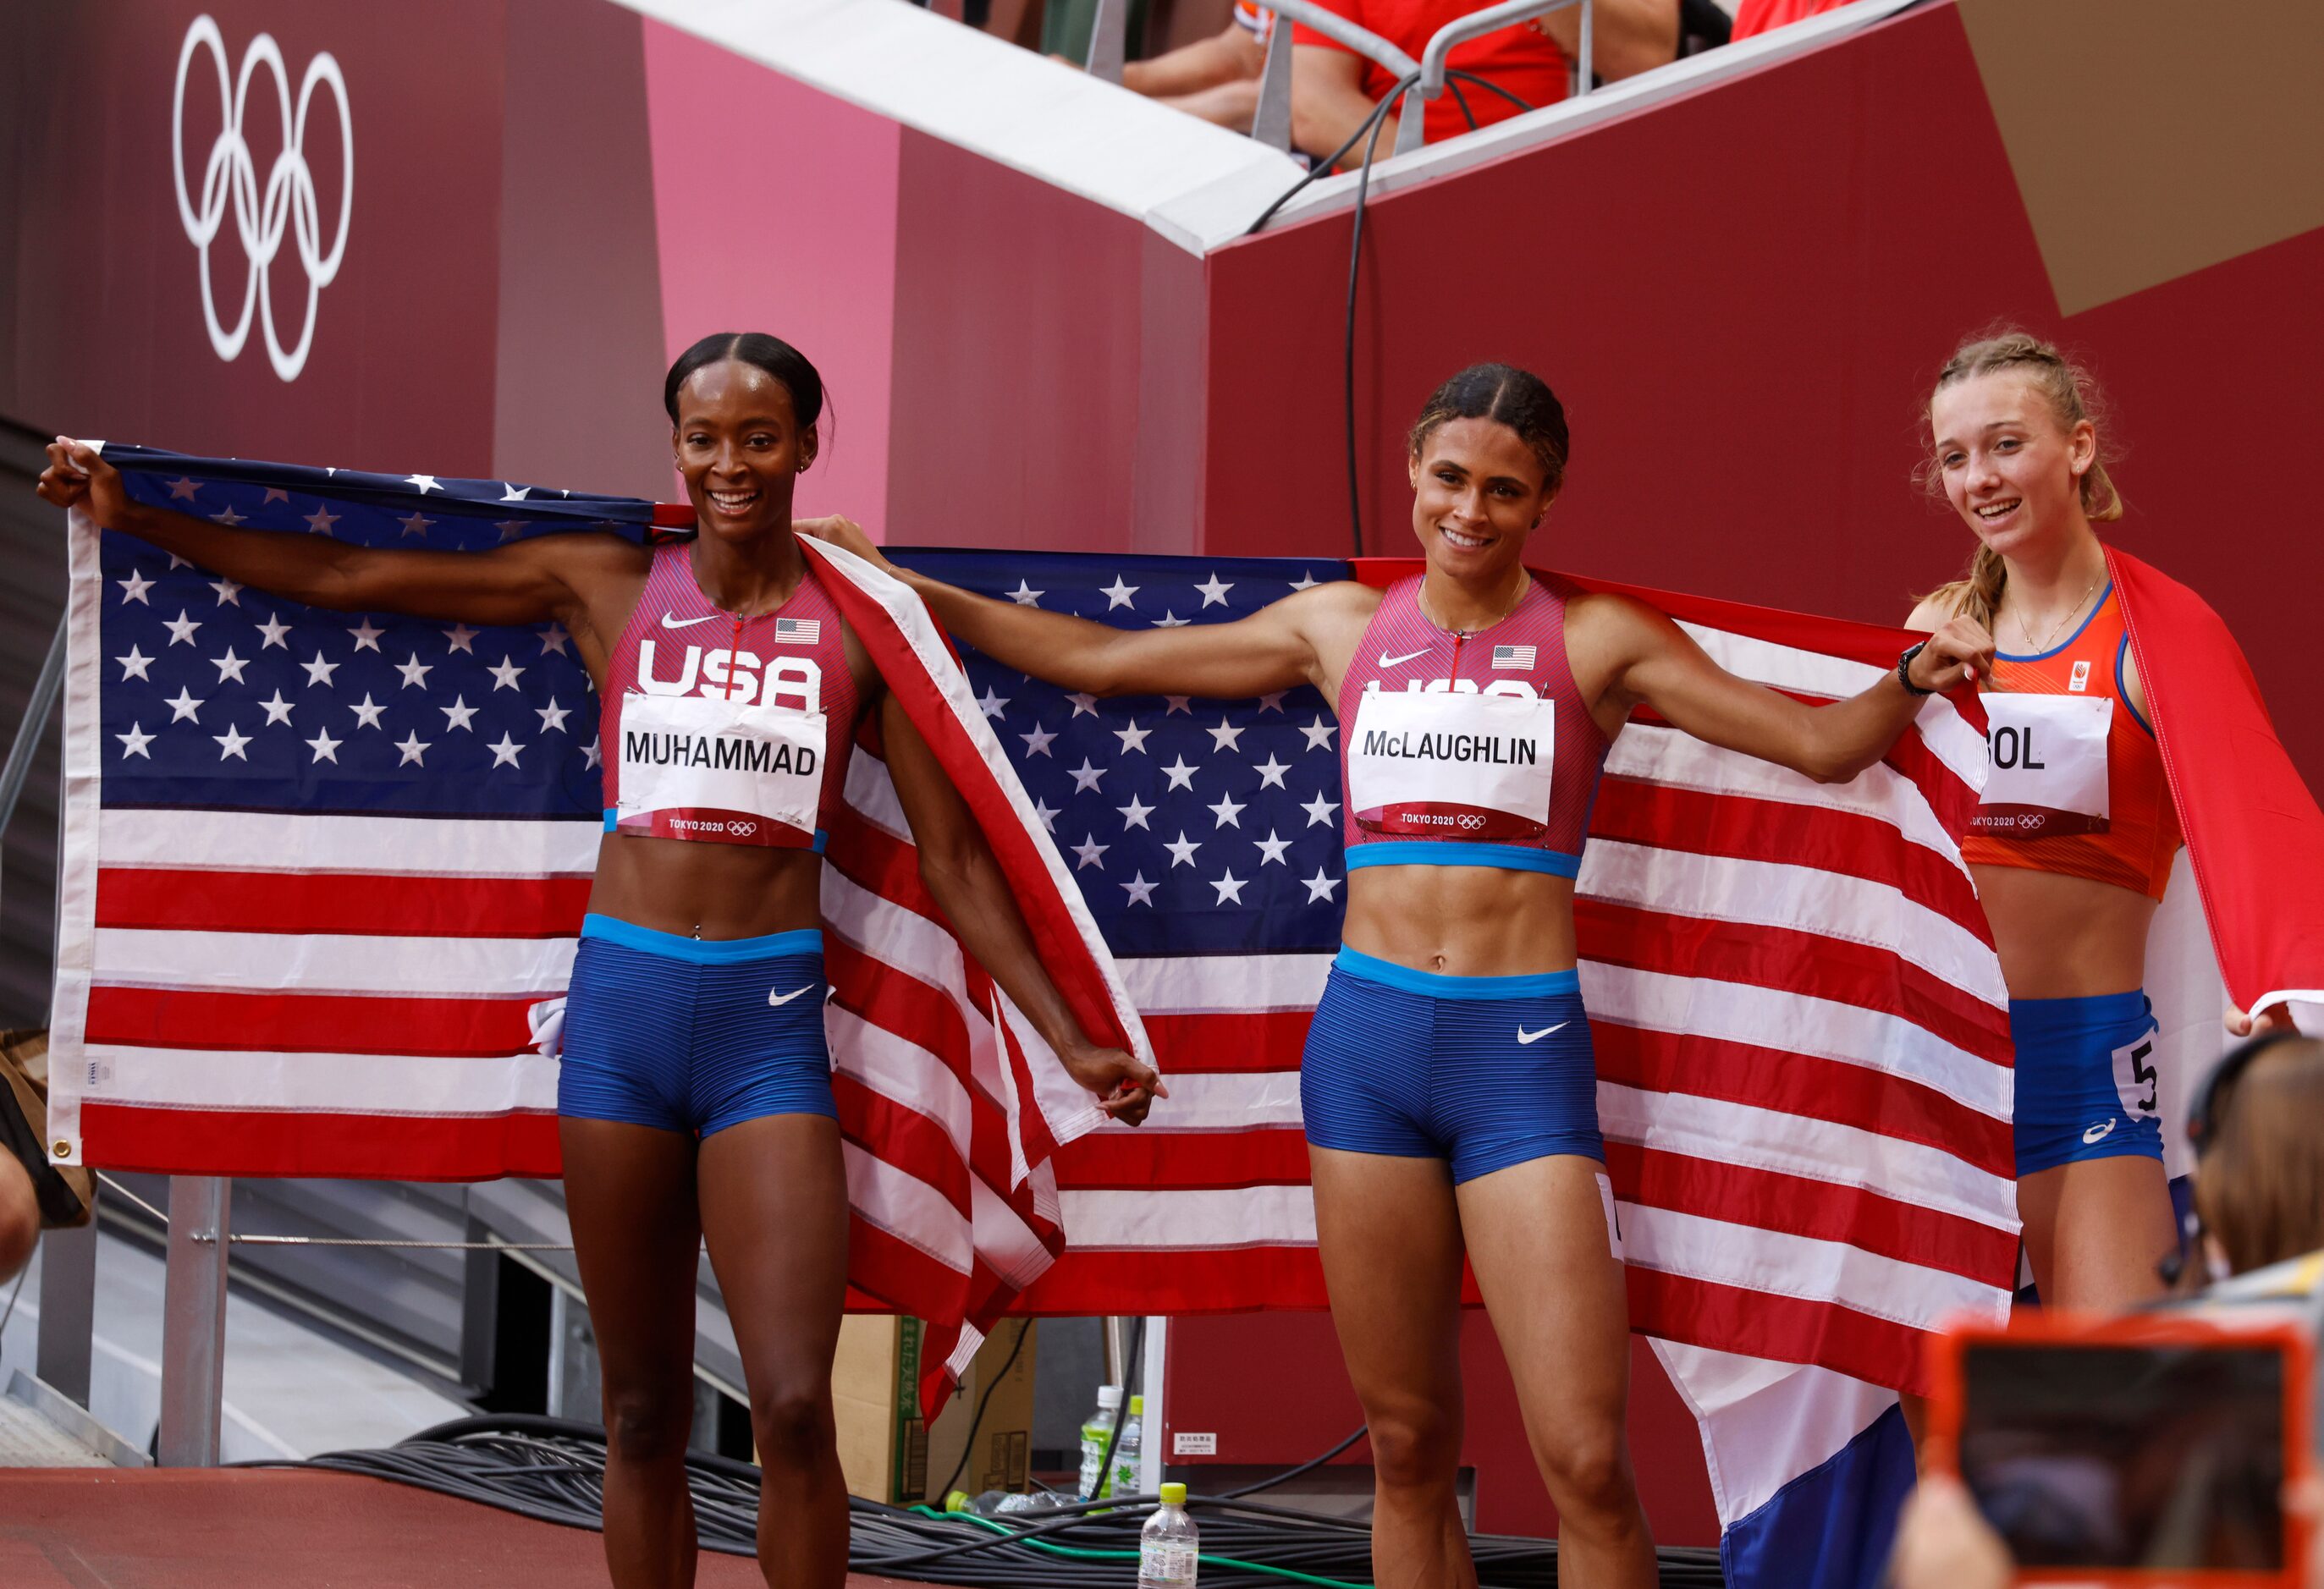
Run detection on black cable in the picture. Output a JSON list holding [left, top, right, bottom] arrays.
[[243, 1411, 1731, 1585], [1243, 74, 1411, 237], [1217, 1423, 1368, 1498], [1243, 69, 1544, 564], [1335, 73, 1416, 561], [936, 1317, 1033, 1502], [1446, 68, 1535, 117], [1447, 76, 1480, 132], [1082, 1313, 1145, 1500]]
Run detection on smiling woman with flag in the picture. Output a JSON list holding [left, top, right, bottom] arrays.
[[1908, 330, 2318, 1316], [36, 330, 1160, 1589], [804, 360, 1995, 1589]]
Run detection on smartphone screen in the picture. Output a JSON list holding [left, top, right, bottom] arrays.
[[1958, 1341, 2287, 1570]]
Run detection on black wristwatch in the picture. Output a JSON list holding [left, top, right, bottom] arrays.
[[1896, 641, 1935, 697]]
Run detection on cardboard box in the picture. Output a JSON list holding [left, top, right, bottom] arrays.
[[833, 1316, 1038, 1505]]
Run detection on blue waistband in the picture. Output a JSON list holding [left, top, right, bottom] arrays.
[[603, 808, 828, 853], [581, 913, 824, 964], [1345, 840, 1582, 878], [2007, 987, 2151, 1041], [1332, 944, 1581, 1000]]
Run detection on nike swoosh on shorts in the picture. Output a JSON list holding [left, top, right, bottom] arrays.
[[1516, 1023, 1568, 1044], [662, 612, 718, 629], [768, 986, 815, 1007], [1378, 649, 1432, 668]]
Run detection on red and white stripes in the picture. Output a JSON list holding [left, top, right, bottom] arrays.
[[52, 509, 2020, 1409]]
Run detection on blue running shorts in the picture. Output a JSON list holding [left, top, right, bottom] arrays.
[[557, 914, 836, 1138], [1300, 945, 1601, 1184], [2010, 988, 2164, 1176]]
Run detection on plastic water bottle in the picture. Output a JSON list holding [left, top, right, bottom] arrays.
[[1110, 1394, 1144, 1498], [1078, 1384, 1122, 1498], [1138, 1482, 1198, 1586], [996, 1490, 1066, 1517], [946, 1488, 1065, 1518]]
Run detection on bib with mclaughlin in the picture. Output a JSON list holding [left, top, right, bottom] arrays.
[[1335, 573, 1609, 878]]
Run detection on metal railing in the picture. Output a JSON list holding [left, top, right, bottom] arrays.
[[1083, 0, 1590, 157], [1411, 0, 1590, 149]]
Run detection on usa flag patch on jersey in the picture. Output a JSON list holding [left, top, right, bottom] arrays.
[[776, 617, 821, 645], [1492, 644, 1536, 670]]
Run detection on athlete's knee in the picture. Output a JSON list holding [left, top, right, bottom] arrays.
[[1536, 1424, 1638, 1520], [603, 1383, 697, 1466], [1367, 1400, 1462, 1493], [749, 1372, 835, 1469]]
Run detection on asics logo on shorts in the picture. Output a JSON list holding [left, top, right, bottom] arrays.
[[1378, 649, 1432, 668], [1516, 1022, 1567, 1045], [2082, 1118, 2117, 1144], [768, 985, 815, 1007], [662, 611, 719, 629]]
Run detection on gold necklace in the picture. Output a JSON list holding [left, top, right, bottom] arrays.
[[1418, 575, 1529, 637], [2012, 570, 2104, 654]]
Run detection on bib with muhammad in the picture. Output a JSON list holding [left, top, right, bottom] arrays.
[[598, 544, 860, 849]]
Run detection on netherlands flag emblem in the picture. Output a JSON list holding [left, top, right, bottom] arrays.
[[1492, 644, 1535, 670], [775, 617, 821, 645]]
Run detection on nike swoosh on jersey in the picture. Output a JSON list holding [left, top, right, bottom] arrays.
[[1516, 1022, 1568, 1044], [768, 985, 816, 1007], [662, 612, 719, 629], [1378, 648, 1432, 668]]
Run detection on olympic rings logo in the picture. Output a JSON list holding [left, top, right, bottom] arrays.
[[173, 15, 351, 382]]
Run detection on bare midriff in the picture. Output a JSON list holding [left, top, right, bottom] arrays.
[[1972, 864, 2156, 1001], [586, 831, 824, 941], [1342, 866, 1579, 978]]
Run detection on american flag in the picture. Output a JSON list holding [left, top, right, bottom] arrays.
[[50, 448, 2018, 1410], [965, 553, 2020, 1394]]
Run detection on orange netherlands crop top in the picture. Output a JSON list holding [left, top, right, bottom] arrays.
[[1959, 584, 2184, 900]]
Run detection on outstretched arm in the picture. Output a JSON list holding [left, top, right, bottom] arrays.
[[1596, 593, 1991, 784], [36, 437, 627, 629], [878, 690, 1165, 1124], [799, 514, 1335, 701]]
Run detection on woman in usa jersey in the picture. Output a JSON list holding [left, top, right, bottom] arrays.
[[37, 332, 1159, 1589], [807, 362, 1993, 1589]]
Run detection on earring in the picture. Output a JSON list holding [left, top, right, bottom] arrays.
[[796, 459, 811, 474]]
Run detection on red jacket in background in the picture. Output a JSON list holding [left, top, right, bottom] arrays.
[[1732, 0, 1853, 41], [1291, 0, 1567, 146]]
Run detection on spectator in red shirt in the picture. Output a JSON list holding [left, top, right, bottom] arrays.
[[1286, 0, 1689, 167], [1291, 0, 1568, 162], [1731, 0, 1852, 41]]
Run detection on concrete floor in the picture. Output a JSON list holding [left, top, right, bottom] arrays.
[[0, 1231, 467, 1462]]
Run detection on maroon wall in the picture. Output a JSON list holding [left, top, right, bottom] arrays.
[[884, 131, 1210, 555], [1, 0, 509, 474], [1201, 3, 2324, 784]]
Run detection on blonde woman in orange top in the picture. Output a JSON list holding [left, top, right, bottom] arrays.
[[1907, 331, 2184, 1312]]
